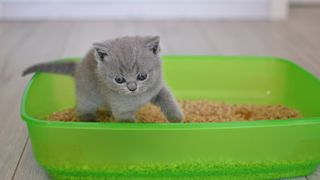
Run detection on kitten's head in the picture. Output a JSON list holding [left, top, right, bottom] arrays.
[[93, 36, 162, 95]]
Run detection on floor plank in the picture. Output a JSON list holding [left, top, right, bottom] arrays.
[[11, 22, 72, 180], [308, 166, 320, 180], [63, 21, 138, 57], [200, 20, 320, 77], [161, 21, 217, 54], [13, 140, 50, 180], [0, 22, 42, 180]]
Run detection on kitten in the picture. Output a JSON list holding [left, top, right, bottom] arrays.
[[22, 36, 184, 123]]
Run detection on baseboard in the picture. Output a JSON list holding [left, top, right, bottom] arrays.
[[270, 0, 288, 20], [1, 1, 284, 20], [290, 0, 320, 5]]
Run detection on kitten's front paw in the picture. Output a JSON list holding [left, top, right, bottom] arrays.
[[167, 111, 184, 123]]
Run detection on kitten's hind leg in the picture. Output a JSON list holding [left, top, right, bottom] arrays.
[[78, 112, 96, 122], [151, 86, 184, 123], [76, 97, 100, 122]]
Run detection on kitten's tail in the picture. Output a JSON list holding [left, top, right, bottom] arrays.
[[22, 61, 77, 76]]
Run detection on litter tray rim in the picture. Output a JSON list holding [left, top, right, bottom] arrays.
[[20, 55, 320, 130]]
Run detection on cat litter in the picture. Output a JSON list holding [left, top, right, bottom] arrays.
[[47, 100, 301, 123]]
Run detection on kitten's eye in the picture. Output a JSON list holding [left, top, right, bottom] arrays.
[[115, 77, 126, 84], [137, 73, 148, 81], [97, 51, 108, 61]]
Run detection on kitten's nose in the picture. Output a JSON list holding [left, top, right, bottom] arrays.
[[127, 82, 137, 91]]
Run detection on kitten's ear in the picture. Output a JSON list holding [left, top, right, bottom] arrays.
[[145, 36, 160, 55], [93, 42, 110, 61]]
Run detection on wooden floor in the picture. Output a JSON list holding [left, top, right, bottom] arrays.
[[1, 7, 320, 180]]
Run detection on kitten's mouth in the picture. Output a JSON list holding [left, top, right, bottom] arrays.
[[123, 90, 139, 95]]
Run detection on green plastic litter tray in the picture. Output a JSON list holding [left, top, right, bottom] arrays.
[[21, 56, 320, 180]]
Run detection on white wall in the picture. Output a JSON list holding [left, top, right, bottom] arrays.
[[0, 3, 2, 18], [0, 0, 289, 20]]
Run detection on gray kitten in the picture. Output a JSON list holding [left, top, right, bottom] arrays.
[[22, 36, 184, 123]]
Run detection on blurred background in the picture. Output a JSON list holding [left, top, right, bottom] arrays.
[[1, 0, 320, 180], [0, 0, 319, 75]]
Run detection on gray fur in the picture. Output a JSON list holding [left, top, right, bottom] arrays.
[[22, 61, 76, 76], [23, 36, 184, 123]]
